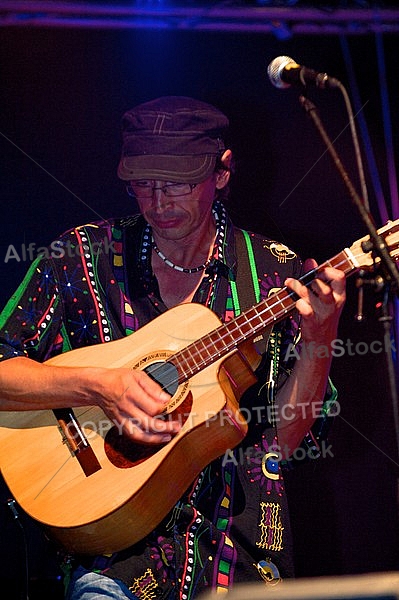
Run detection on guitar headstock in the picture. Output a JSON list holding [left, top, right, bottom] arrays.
[[349, 219, 399, 271]]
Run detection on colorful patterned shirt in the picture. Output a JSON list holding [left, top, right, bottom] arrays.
[[0, 201, 334, 598]]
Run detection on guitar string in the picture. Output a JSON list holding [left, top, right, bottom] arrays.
[[148, 252, 354, 395]]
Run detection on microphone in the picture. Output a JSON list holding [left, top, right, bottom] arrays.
[[267, 56, 340, 90]]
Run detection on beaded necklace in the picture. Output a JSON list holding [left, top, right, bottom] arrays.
[[152, 239, 212, 274]]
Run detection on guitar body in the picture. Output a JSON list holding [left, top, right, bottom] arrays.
[[0, 303, 258, 555]]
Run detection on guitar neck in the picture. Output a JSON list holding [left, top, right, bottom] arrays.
[[172, 247, 358, 381]]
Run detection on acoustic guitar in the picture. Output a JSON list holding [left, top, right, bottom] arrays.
[[0, 220, 398, 555]]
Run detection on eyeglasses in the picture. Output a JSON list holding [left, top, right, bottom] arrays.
[[126, 180, 198, 199]]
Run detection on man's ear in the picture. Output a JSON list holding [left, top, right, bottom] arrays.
[[216, 149, 232, 189]]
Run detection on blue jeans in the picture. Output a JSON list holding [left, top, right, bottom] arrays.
[[66, 565, 140, 600]]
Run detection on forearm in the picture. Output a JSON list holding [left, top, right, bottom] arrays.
[[278, 261, 346, 454], [276, 344, 333, 453], [0, 356, 179, 443], [0, 356, 101, 411]]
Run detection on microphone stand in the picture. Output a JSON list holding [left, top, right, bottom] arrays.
[[299, 94, 399, 472]]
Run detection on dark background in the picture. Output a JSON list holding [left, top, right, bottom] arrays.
[[1, 15, 399, 598]]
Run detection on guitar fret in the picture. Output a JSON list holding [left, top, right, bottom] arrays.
[[327, 250, 354, 273], [209, 328, 232, 355], [174, 330, 228, 379], [173, 343, 199, 379], [248, 312, 264, 328], [234, 312, 256, 337], [194, 337, 216, 362], [188, 338, 216, 371]]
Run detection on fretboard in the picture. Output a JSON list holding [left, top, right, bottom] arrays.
[[171, 248, 356, 381]]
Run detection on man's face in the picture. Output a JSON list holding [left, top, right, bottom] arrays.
[[135, 174, 218, 242]]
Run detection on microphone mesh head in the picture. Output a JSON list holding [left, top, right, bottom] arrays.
[[267, 56, 297, 89]]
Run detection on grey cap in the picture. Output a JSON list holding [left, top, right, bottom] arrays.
[[117, 96, 228, 183]]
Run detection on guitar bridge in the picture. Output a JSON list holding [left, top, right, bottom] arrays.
[[53, 408, 101, 477]]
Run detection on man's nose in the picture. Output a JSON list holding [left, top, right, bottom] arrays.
[[151, 187, 171, 209]]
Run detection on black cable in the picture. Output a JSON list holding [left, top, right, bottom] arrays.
[[7, 498, 30, 600]]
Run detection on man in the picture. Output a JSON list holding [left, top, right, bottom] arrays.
[[0, 96, 345, 598]]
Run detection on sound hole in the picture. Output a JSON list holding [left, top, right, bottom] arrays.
[[104, 366, 192, 469], [144, 360, 179, 396]]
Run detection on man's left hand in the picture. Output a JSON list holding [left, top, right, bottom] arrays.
[[285, 258, 346, 345]]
